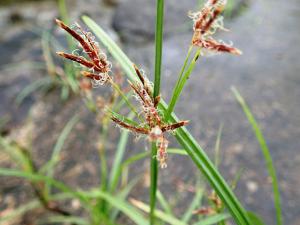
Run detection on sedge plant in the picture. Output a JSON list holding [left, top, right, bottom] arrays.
[[79, 0, 281, 223], [0, 0, 283, 224]]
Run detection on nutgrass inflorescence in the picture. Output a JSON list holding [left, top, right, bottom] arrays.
[[56, 19, 188, 168], [56, 19, 111, 86], [189, 0, 242, 55]]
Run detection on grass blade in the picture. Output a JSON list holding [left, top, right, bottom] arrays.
[[214, 124, 223, 168], [82, 16, 252, 225], [0, 193, 76, 224], [193, 213, 231, 225], [181, 187, 203, 223], [166, 49, 201, 119], [15, 77, 52, 105], [231, 86, 282, 225], [156, 190, 173, 216], [130, 198, 187, 225], [165, 109, 251, 225], [38, 216, 89, 225], [110, 177, 140, 221], [0, 200, 40, 224], [40, 115, 79, 175], [109, 127, 130, 192], [108, 110, 140, 127], [247, 211, 265, 225], [0, 168, 88, 204], [84, 190, 148, 225]]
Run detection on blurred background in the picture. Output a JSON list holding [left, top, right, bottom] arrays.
[[0, 0, 300, 224]]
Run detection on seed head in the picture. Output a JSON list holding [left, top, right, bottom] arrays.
[[189, 0, 242, 55], [55, 19, 111, 85]]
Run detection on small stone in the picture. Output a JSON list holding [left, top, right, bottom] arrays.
[[246, 180, 258, 193], [71, 199, 81, 209]]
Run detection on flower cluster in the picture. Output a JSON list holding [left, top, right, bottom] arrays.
[[55, 19, 111, 86], [56, 20, 188, 168], [111, 65, 189, 168], [194, 191, 223, 216], [189, 0, 242, 55]]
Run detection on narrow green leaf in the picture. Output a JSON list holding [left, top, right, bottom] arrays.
[[40, 114, 79, 175], [193, 213, 231, 225], [157, 190, 173, 216], [108, 110, 140, 127], [0, 168, 88, 204], [83, 190, 148, 225], [0, 200, 40, 224], [122, 152, 150, 168], [167, 148, 189, 156], [0, 193, 75, 224], [214, 124, 223, 168], [109, 126, 130, 192], [120, 148, 187, 174], [182, 188, 203, 223], [58, 0, 74, 51], [0, 137, 33, 171], [38, 216, 89, 225], [15, 77, 52, 105], [232, 86, 282, 225], [165, 108, 251, 225], [42, 31, 56, 77], [247, 211, 265, 225], [130, 199, 187, 225], [110, 177, 140, 221], [166, 49, 201, 119]]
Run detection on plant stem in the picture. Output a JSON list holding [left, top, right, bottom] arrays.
[[98, 120, 109, 213], [151, 0, 164, 224], [173, 45, 193, 91], [153, 0, 164, 98], [150, 143, 158, 225], [166, 49, 201, 120]]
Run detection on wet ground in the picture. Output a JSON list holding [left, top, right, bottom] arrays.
[[0, 0, 300, 224]]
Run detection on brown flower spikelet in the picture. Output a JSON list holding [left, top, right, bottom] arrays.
[[189, 0, 242, 55], [55, 19, 111, 85]]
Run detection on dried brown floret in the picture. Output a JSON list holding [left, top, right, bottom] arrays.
[[110, 65, 189, 168], [190, 0, 242, 55], [55, 19, 111, 85]]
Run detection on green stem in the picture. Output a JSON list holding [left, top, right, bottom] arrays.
[[58, 0, 73, 50], [151, 0, 164, 223], [153, 0, 164, 98], [98, 121, 109, 213], [166, 49, 201, 120], [150, 143, 158, 225], [174, 45, 193, 91]]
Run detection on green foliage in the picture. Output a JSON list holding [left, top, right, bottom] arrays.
[[232, 87, 283, 225], [83, 16, 252, 225]]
